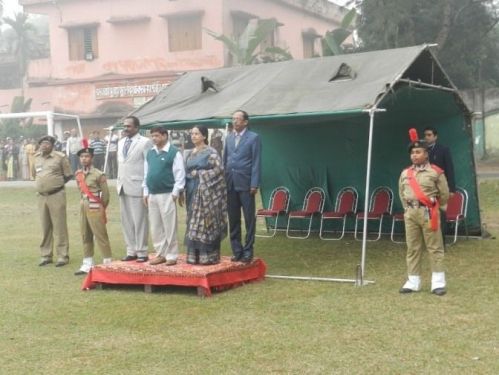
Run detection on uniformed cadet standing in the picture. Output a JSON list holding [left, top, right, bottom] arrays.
[[32, 136, 73, 267], [74, 143, 113, 275], [399, 140, 450, 296]]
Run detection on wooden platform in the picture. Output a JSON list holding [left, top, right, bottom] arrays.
[[81, 255, 266, 297]]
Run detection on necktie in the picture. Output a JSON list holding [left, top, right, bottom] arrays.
[[123, 137, 132, 157], [235, 134, 241, 148]]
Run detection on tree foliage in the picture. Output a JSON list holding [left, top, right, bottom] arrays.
[[205, 18, 293, 66], [322, 8, 357, 56], [0, 96, 46, 139], [357, 0, 499, 88]]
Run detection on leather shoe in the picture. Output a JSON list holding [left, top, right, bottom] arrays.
[[121, 255, 138, 261], [240, 256, 253, 264], [39, 259, 53, 266], [231, 254, 243, 262], [149, 256, 166, 265], [432, 287, 447, 296], [74, 270, 87, 276], [136, 256, 149, 263], [55, 260, 68, 267], [399, 287, 415, 294]]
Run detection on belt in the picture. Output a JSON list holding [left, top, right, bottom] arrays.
[[39, 186, 64, 196], [406, 200, 423, 208]]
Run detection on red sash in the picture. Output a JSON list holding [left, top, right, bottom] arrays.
[[76, 171, 107, 224], [406, 168, 440, 231]]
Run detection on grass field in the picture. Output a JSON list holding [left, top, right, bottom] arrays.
[[0, 181, 498, 374]]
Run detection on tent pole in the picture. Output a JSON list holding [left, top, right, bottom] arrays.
[[46, 112, 54, 136], [103, 127, 113, 176], [359, 107, 386, 286], [266, 275, 375, 284]]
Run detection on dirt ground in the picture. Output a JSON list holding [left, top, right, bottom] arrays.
[[475, 156, 499, 173]]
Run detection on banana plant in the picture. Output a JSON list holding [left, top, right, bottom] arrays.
[[205, 18, 292, 65], [322, 8, 357, 56]]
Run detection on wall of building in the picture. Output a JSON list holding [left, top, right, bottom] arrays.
[[462, 88, 499, 158], [9, 0, 344, 135]]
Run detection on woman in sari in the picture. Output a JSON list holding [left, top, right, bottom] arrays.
[[184, 125, 227, 265]]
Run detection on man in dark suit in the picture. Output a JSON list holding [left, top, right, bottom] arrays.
[[424, 127, 456, 193], [224, 110, 262, 263]]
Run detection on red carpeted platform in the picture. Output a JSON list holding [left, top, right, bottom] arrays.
[[81, 255, 266, 297]]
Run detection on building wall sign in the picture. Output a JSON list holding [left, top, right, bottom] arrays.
[[95, 80, 171, 99]]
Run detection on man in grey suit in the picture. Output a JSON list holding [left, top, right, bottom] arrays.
[[224, 110, 262, 263], [117, 116, 153, 262]]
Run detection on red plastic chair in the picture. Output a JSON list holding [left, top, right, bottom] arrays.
[[286, 187, 326, 239], [354, 186, 393, 241], [256, 186, 290, 237], [390, 212, 405, 244], [445, 187, 468, 244], [319, 187, 358, 240]]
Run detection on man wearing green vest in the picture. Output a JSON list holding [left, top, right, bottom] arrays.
[[143, 127, 185, 266]]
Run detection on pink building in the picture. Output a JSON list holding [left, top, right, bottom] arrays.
[[2, 0, 345, 135]]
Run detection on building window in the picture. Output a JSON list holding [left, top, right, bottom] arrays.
[[232, 14, 251, 39], [168, 15, 202, 52], [303, 34, 316, 58], [68, 27, 98, 61]]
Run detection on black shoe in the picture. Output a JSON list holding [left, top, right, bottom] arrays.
[[136, 256, 149, 263], [74, 270, 87, 276], [231, 254, 243, 262], [432, 287, 447, 296], [399, 287, 415, 294], [121, 255, 138, 261], [240, 256, 253, 264], [55, 260, 68, 267], [39, 259, 53, 266]]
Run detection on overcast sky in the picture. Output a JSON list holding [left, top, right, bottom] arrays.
[[2, 0, 22, 17]]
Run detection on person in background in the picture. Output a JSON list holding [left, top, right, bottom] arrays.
[[25, 139, 37, 181], [66, 128, 81, 174], [423, 127, 456, 194], [4, 137, 19, 180], [74, 141, 113, 275], [104, 130, 119, 179], [53, 135, 62, 152], [184, 125, 227, 265], [143, 127, 185, 266], [90, 131, 106, 171], [210, 129, 224, 157], [32, 135, 73, 267], [61, 131, 70, 155], [20, 138, 30, 180]]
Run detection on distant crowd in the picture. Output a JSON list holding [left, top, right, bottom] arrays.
[[0, 127, 226, 182]]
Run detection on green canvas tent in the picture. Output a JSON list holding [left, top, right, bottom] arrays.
[[129, 44, 481, 281]]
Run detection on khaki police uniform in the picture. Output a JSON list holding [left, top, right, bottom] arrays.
[[33, 150, 72, 263], [76, 167, 112, 259], [399, 163, 449, 276]]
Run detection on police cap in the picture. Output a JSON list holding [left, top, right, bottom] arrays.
[[407, 140, 428, 153], [38, 135, 56, 145]]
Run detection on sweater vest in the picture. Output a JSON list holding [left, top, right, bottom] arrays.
[[146, 146, 178, 194]]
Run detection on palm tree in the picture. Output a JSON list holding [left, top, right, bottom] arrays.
[[205, 18, 292, 66], [2, 12, 36, 96]]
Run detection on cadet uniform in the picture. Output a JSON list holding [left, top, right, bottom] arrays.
[[33, 136, 73, 266], [75, 149, 113, 275], [399, 141, 449, 295]]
